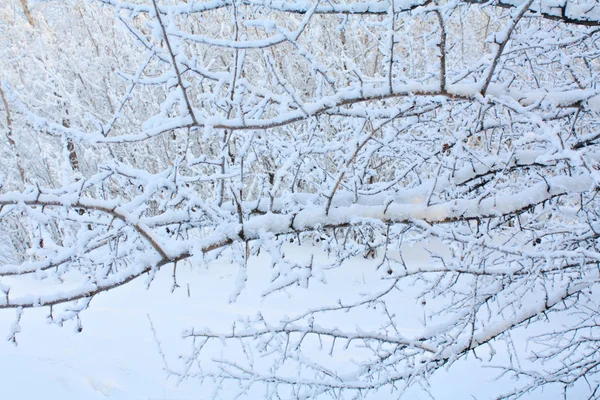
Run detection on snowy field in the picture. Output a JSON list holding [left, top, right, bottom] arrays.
[[0, 242, 582, 399]]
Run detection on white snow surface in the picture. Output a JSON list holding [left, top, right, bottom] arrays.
[[0, 243, 587, 399]]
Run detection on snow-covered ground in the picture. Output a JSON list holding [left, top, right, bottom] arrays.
[[0, 243, 581, 399]]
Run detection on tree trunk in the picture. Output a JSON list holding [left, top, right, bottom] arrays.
[[0, 84, 26, 185]]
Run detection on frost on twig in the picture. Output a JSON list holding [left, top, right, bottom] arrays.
[[1, 0, 600, 397]]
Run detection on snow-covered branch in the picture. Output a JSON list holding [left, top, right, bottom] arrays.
[[2, 0, 600, 397]]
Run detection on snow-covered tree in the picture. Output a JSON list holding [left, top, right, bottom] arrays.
[[1, 0, 600, 397]]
